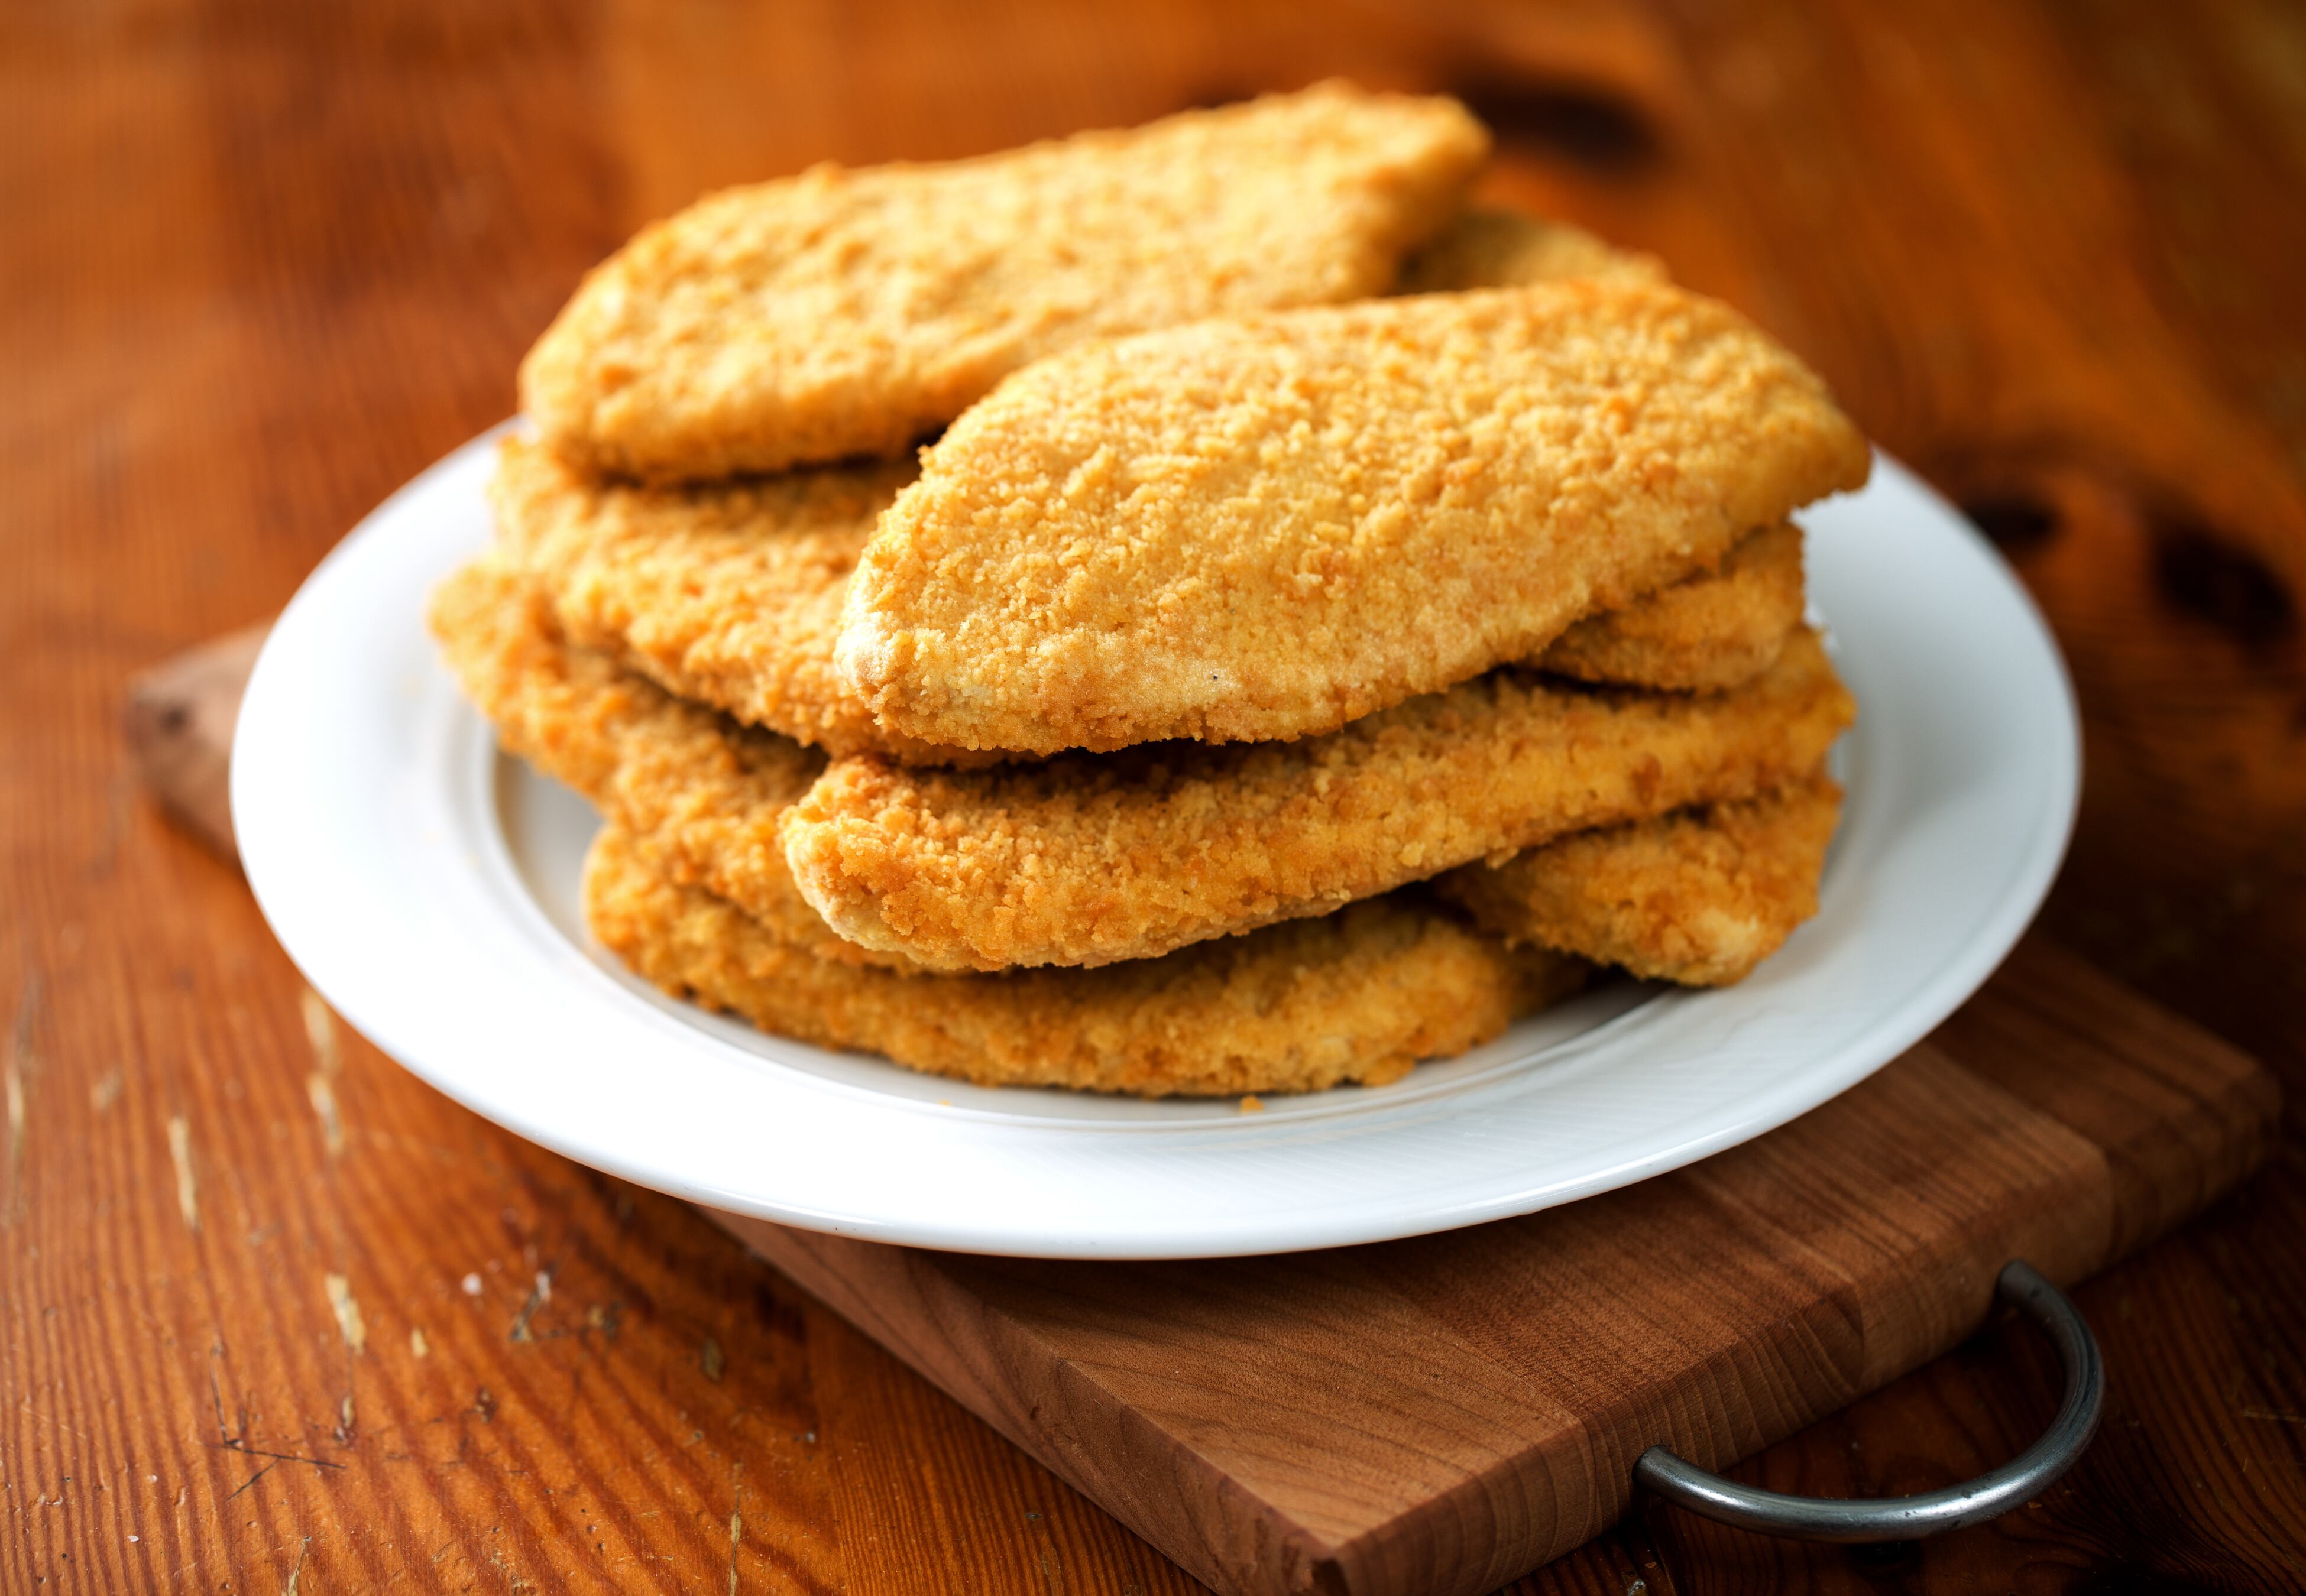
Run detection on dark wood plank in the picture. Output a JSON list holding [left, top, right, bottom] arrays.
[[122, 624, 267, 864], [10, 0, 2306, 1591], [716, 961, 2272, 1596]]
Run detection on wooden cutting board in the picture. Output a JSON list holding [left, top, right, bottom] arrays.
[[708, 943, 2275, 1596], [132, 634, 2279, 1596]]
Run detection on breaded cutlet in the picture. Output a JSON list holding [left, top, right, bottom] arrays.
[[786, 630, 1857, 972], [587, 774, 1841, 1093], [1542, 520, 1806, 692], [1437, 769, 1844, 985], [838, 278, 1870, 755], [485, 438, 972, 766], [432, 558, 1848, 981], [522, 83, 1488, 482], [1394, 205, 1666, 293], [585, 826, 1588, 1098], [428, 557, 889, 969], [491, 435, 1808, 764]]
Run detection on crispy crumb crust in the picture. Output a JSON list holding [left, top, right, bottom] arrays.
[[432, 557, 1849, 986], [427, 557, 908, 969], [785, 630, 1856, 972], [585, 826, 1589, 1097], [485, 437, 989, 765], [521, 82, 1488, 482], [840, 278, 1870, 754], [491, 436, 1805, 764], [1436, 770, 1843, 985], [1393, 206, 1666, 293], [1543, 520, 1805, 692]]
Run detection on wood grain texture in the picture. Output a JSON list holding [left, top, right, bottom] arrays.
[[715, 943, 2274, 1596], [9, 0, 2306, 1590], [122, 623, 267, 863]]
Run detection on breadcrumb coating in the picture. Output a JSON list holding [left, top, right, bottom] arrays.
[[428, 557, 913, 969], [485, 436, 976, 764], [433, 556, 1847, 986], [840, 278, 1870, 754], [491, 440, 1804, 770], [786, 630, 1856, 972], [522, 82, 1488, 481], [1437, 770, 1842, 985], [1543, 520, 1805, 692], [1393, 205, 1666, 293], [585, 826, 1588, 1098]]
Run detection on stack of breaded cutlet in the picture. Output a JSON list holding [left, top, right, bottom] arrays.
[[431, 82, 1870, 1099]]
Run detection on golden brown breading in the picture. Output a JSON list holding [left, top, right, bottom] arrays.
[[785, 630, 1856, 972], [1436, 770, 1842, 985], [433, 556, 1848, 984], [1393, 205, 1665, 292], [839, 278, 1871, 754], [1542, 520, 1806, 692], [485, 437, 973, 764], [491, 439, 1806, 769], [522, 83, 1488, 482], [429, 556, 915, 969], [585, 826, 1588, 1098]]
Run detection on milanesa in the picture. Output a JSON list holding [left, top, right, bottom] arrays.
[[522, 83, 1489, 482], [1393, 205, 1666, 293], [837, 277, 1870, 755], [433, 559, 1850, 977], [585, 825, 1585, 1097], [490, 435, 1808, 763], [1435, 770, 1842, 986], [586, 777, 1840, 1095]]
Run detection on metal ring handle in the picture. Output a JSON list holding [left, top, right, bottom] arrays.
[[1634, 1260, 2104, 1543]]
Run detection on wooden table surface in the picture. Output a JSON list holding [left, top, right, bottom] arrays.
[[8, 2, 2305, 1590]]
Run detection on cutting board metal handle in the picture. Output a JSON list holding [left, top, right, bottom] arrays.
[[1634, 1260, 2104, 1543]]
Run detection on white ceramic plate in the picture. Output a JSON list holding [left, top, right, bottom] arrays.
[[234, 427, 2078, 1259]]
